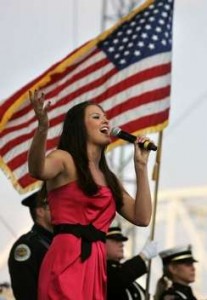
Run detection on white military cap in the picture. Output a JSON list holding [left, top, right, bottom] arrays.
[[159, 245, 197, 265]]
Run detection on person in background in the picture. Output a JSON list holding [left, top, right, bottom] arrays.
[[0, 282, 11, 300], [8, 183, 53, 300], [28, 91, 153, 300], [154, 245, 198, 300], [106, 226, 158, 300]]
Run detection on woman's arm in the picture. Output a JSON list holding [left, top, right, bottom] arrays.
[[119, 138, 152, 226], [28, 90, 64, 180]]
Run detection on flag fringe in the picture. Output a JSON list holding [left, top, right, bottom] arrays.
[[0, 157, 42, 194]]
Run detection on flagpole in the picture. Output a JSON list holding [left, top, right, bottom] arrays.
[[145, 130, 163, 300]]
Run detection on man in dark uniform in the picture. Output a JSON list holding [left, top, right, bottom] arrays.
[[154, 245, 198, 300], [8, 184, 53, 300], [106, 226, 157, 300]]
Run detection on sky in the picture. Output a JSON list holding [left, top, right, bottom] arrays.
[[0, 0, 207, 295]]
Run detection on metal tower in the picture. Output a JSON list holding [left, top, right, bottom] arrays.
[[101, 0, 142, 30]]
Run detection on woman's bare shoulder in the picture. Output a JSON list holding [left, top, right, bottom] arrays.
[[46, 149, 77, 186], [47, 149, 75, 172], [47, 149, 72, 160]]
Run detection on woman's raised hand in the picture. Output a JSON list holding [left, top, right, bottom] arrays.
[[29, 90, 50, 131]]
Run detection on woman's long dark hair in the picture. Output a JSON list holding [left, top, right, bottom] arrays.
[[58, 101, 123, 211]]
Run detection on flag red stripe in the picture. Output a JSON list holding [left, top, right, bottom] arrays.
[[1, 83, 170, 155], [107, 86, 171, 119], [18, 175, 38, 189], [1, 63, 115, 136], [42, 60, 171, 112], [0, 41, 92, 121], [6, 136, 59, 171], [43, 61, 170, 112], [46, 58, 113, 100], [120, 109, 170, 135], [8, 50, 104, 121], [92, 63, 171, 104], [43, 48, 99, 89], [3, 57, 170, 131], [8, 109, 169, 186], [1, 114, 64, 156], [1, 70, 170, 161], [2, 58, 170, 138]]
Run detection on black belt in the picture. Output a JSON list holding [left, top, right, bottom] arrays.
[[54, 223, 106, 262]]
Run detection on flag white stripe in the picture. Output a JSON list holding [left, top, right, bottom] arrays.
[[4, 52, 108, 129], [2, 70, 171, 147], [5, 93, 170, 173], [111, 96, 170, 128], [12, 96, 170, 180], [101, 73, 171, 111], [43, 48, 104, 94], [5, 51, 171, 130], [3, 48, 102, 113]]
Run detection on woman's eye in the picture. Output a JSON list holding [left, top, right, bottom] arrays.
[[92, 115, 100, 119]]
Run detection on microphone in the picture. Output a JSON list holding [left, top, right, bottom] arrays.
[[110, 127, 157, 151]]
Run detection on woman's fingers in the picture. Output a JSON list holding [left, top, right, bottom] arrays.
[[29, 90, 46, 111], [29, 89, 49, 128], [137, 135, 150, 143], [39, 92, 45, 106]]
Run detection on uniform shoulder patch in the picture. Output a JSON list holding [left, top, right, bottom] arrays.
[[14, 244, 31, 261]]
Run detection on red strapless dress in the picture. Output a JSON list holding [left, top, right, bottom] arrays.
[[38, 181, 116, 300]]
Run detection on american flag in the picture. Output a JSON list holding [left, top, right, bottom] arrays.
[[0, 0, 174, 193]]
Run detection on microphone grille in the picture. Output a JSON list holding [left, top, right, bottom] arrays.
[[110, 127, 121, 137]]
